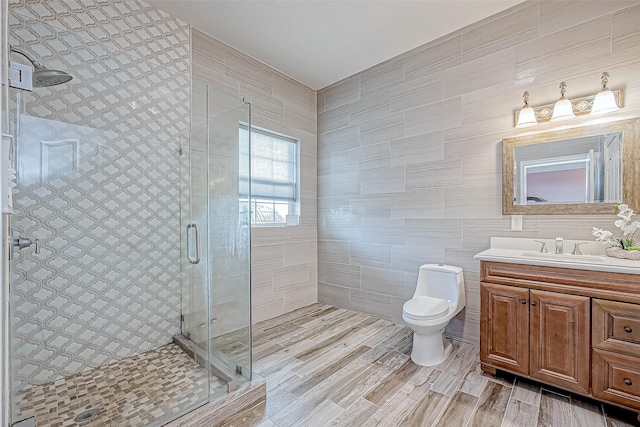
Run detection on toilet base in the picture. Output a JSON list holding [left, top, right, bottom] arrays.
[[410, 331, 452, 367]]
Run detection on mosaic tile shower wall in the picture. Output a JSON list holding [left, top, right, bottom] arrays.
[[7, 0, 190, 394], [8, 0, 189, 75]]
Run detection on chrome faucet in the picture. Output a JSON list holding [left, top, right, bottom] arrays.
[[572, 242, 588, 255], [533, 240, 548, 253], [555, 237, 563, 254]]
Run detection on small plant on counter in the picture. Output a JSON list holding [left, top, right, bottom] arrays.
[[592, 203, 640, 251]]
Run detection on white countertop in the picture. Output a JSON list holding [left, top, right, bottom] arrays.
[[474, 237, 640, 275]]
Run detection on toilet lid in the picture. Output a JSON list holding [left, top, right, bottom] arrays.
[[403, 296, 450, 320]]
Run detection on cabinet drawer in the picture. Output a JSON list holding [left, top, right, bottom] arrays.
[[593, 348, 640, 410], [593, 299, 640, 355]]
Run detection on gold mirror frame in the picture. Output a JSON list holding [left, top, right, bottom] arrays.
[[503, 117, 640, 215]]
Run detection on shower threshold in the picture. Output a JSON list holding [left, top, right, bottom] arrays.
[[173, 334, 248, 392]]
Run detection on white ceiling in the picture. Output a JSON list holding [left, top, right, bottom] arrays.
[[148, 0, 525, 90]]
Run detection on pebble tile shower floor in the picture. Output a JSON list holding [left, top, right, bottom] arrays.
[[15, 343, 218, 426]]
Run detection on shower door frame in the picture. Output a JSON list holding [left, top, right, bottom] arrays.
[[1, 0, 12, 425]]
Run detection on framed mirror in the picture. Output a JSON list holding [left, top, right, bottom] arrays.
[[503, 117, 640, 215]]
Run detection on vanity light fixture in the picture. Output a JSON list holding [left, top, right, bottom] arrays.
[[515, 91, 537, 128], [513, 72, 624, 128], [591, 72, 619, 114], [550, 82, 576, 122]]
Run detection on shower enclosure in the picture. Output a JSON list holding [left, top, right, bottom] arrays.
[[178, 100, 253, 397], [2, 3, 252, 426]]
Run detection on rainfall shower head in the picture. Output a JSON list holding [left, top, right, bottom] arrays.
[[10, 46, 73, 87], [30, 63, 73, 88]]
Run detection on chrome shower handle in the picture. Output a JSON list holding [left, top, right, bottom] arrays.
[[13, 236, 40, 254], [186, 223, 200, 264]]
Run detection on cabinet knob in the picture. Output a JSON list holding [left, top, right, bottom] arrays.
[[521, 299, 527, 305], [625, 378, 633, 386], [531, 301, 537, 306], [624, 326, 633, 333]]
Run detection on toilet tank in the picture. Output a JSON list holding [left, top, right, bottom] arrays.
[[414, 264, 464, 303]]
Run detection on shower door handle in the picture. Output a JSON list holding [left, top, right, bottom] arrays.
[[186, 223, 200, 264]]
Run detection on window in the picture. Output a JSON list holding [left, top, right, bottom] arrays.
[[240, 126, 298, 226]]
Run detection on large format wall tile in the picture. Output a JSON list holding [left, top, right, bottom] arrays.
[[461, 1, 538, 62], [360, 58, 405, 98], [317, 0, 640, 343], [403, 34, 461, 81], [360, 266, 405, 298], [404, 97, 462, 137], [612, 2, 640, 66], [539, 1, 637, 37], [320, 76, 360, 112], [191, 29, 317, 325], [390, 132, 444, 166], [350, 242, 392, 269], [443, 49, 514, 98], [390, 76, 443, 113], [348, 91, 390, 125]]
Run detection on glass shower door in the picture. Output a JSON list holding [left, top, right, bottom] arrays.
[[179, 117, 212, 394], [208, 103, 252, 389], [180, 101, 252, 398]]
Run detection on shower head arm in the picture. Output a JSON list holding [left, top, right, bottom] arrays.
[[9, 46, 42, 68]]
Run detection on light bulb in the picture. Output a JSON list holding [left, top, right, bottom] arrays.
[[591, 72, 619, 114], [551, 82, 575, 122], [516, 91, 537, 128]]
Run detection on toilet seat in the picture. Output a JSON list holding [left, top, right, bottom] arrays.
[[403, 296, 449, 320]]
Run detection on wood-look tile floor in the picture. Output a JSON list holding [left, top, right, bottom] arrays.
[[222, 303, 640, 427]]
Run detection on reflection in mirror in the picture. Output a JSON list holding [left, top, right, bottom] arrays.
[[513, 133, 622, 205], [502, 117, 640, 215]]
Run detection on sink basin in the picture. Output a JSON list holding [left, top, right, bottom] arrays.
[[475, 237, 640, 274], [521, 252, 605, 264]]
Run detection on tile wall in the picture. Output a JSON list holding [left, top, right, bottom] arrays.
[[317, 0, 640, 342], [8, 0, 190, 390], [191, 28, 318, 324]]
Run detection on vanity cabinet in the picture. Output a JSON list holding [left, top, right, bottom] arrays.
[[480, 261, 640, 418], [481, 283, 590, 393]]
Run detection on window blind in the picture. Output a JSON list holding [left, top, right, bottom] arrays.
[[240, 127, 297, 201]]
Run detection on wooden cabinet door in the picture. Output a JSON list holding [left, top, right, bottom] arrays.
[[529, 289, 590, 393], [480, 282, 529, 375]]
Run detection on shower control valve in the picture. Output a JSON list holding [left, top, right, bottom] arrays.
[[13, 236, 40, 254]]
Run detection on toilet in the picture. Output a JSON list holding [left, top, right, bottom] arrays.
[[402, 264, 465, 366]]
